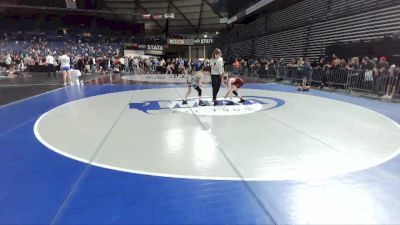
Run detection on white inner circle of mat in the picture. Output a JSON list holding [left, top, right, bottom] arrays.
[[34, 88, 400, 181]]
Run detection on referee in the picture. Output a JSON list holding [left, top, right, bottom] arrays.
[[210, 48, 224, 105], [46, 51, 56, 77]]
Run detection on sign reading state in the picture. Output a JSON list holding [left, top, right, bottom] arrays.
[[167, 38, 214, 46]]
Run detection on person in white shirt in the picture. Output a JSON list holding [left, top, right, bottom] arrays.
[[210, 48, 224, 105], [133, 57, 139, 74], [69, 68, 82, 85], [119, 57, 125, 72], [46, 52, 56, 77], [59, 50, 71, 86], [91, 57, 97, 73], [5, 54, 12, 71]]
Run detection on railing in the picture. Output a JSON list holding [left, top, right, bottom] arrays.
[[225, 65, 400, 98]]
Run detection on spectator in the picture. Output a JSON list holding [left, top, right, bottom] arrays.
[[347, 57, 360, 70], [361, 57, 375, 82], [339, 59, 347, 68], [377, 57, 389, 76], [287, 58, 298, 79], [233, 58, 240, 75], [298, 77, 311, 91], [382, 65, 398, 99], [302, 58, 312, 78], [45, 51, 56, 77]]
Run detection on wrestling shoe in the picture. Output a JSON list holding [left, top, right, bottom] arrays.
[[239, 99, 246, 103], [182, 100, 188, 105], [213, 100, 219, 106], [199, 100, 206, 106]]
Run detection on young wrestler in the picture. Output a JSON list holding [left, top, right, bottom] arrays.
[[182, 62, 206, 106], [224, 75, 246, 104]]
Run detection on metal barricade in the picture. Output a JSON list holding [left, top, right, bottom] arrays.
[[395, 75, 400, 98], [325, 68, 349, 88], [282, 67, 306, 84], [347, 69, 377, 93], [259, 67, 268, 78], [240, 65, 248, 76], [228, 63, 400, 99], [310, 67, 325, 85], [266, 66, 278, 79], [275, 65, 286, 81], [345, 69, 400, 98]]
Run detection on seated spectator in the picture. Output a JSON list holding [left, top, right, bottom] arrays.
[[297, 77, 311, 91]]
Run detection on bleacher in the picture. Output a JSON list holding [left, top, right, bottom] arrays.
[[213, 0, 400, 61], [254, 26, 308, 59], [0, 38, 121, 57], [308, 4, 400, 59], [327, 0, 394, 19], [266, 0, 328, 33]]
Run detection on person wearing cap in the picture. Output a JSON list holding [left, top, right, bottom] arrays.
[[210, 48, 224, 105]]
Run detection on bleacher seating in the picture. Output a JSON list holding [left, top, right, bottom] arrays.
[[266, 0, 328, 33], [213, 0, 400, 61], [308, 4, 400, 59]]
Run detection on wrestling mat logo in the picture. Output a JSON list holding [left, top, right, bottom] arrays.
[[129, 96, 285, 116]]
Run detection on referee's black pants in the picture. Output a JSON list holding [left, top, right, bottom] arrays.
[[211, 75, 221, 101], [47, 64, 56, 77]]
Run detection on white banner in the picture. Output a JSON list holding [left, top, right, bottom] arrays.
[[168, 39, 185, 45], [164, 13, 175, 19], [227, 16, 237, 24], [124, 50, 145, 57], [65, 0, 76, 9], [193, 38, 214, 45], [219, 17, 228, 23], [152, 14, 163, 20], [142, 14, 151, 19]]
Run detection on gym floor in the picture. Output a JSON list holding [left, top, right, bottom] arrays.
[[1, 72, 400, 224]]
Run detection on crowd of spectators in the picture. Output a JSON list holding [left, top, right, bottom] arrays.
[[0, 31, 397, 98], [227, 54, 399, 98], [0, 32, 121, 76], [0, 32, 207, 80]]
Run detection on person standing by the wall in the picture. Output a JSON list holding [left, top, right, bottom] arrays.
[[210, 48, 224, 105]]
